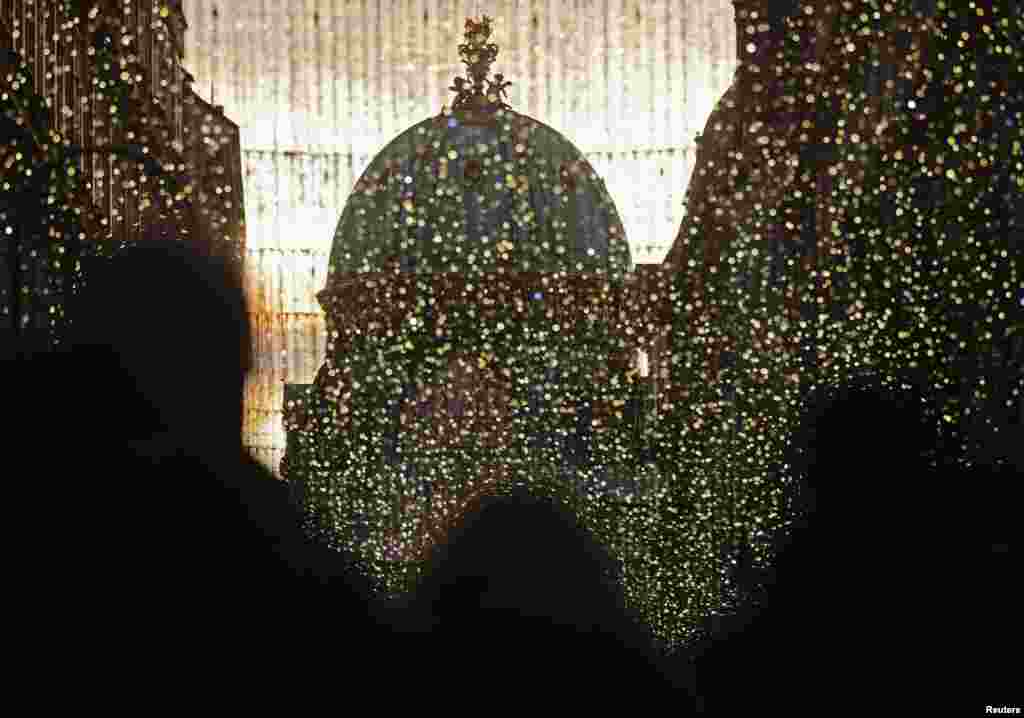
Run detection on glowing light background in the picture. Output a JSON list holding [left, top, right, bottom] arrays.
[[179, 0, 737, 473]]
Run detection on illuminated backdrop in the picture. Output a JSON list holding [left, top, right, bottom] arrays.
[[179, 0, 737, 473], [3, 0, 1018, 655]]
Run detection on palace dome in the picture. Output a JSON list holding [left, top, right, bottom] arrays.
[[322, 21, 630, 294]]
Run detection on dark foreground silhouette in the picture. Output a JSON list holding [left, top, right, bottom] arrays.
[[7, 240, 700, 707], [396, 489, 696, 704], [8, 242, 398, 700], [676, 375, 1020, 713]]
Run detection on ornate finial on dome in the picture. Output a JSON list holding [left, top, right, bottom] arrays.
[[443, 15, 512, 121]]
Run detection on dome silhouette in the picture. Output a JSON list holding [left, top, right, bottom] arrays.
[[324, 109, 632, 283], [322, 13, 630, 289]]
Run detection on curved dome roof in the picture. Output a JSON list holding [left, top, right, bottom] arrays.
[[326, 109, 631, 284], [325, 17, 630, 290]]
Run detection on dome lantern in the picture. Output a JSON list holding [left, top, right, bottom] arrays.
[[445, 15, 512, 125]]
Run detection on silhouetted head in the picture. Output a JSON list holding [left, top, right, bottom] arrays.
[[396, 487, 685, 697], [67, 240, 252, 450], [408, 489, 641, 635], [777, 369, 942, 562]]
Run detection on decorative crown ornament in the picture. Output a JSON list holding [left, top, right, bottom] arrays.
[[442, 15, 512, 125]]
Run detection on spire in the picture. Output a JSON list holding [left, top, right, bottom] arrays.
[[443, 15, 512, 121]]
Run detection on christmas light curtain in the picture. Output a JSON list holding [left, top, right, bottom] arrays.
[[179, 0, 736, 475], [1, 0, 245, 359]]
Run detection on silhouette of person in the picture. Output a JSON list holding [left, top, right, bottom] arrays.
[[686, 372, 1019, 713], [10, 239, 410, 698], [398, 487, 700, 707]]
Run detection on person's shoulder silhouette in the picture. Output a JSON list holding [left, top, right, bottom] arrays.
[[400, 489, 696, 705]]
